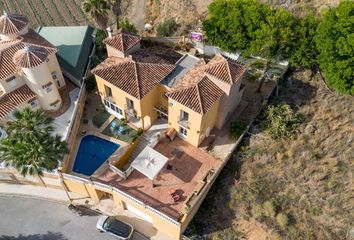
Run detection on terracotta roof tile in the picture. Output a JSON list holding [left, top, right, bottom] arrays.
[[205, 54, 246, 84], [0, 84, 36, 118], [92, 57, 175, 99], [0, 29, 57, 79], [168, 76, 224, 114], [103, 32, 140, 53], [13, 45, 48, 68], [0, 13, 28, 36]]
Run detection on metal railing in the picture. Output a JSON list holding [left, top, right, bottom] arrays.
[[177, 116, 190, 129]]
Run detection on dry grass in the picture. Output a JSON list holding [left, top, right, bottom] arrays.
[[188, 69, 354, 240]]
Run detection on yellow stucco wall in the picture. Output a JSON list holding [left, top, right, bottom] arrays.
[[139, 86, 159, 129], [158, 84, 170, 109], [64, 178, 182, 239], [197, 100, 220, 145], [96, 75, 142, 116], [167, 98, 220, 147], [167, 99, 203, 147], [95, 75, 161, 130]]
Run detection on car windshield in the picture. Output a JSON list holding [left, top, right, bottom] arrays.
[[103, 217, 132, 238]]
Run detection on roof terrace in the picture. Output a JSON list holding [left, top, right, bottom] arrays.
[[93, 135, 221, 220]]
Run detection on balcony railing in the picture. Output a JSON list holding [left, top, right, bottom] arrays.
[[178, 116, 190, 129]]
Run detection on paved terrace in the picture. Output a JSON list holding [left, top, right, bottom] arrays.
[[94, 136, 221, 220]]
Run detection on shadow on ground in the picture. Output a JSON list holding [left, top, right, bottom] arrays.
[[0, 232, 67, 240]]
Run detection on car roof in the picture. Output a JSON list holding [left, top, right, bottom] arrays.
[[103, 216, 133, 238]]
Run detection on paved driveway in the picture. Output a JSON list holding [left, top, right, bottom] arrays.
[[0, 196, 147, 240]]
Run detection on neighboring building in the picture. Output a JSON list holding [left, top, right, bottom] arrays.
[[92, 32, 246, 147], [0, 13, 65, 125], [36, 26, 95, 86]]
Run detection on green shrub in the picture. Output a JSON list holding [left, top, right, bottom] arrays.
[[250, 60, 266, 69], [229, 121, 247, 139], [263, 201, 276, 218], [276, 213, 289, 229], [265, 104, 303, 139], [137, 128, 144, 136], [252, 204, 264, 219], [85, 74, 96, 92], [156, 18, 177, 37], [120, 19, 138, 34]]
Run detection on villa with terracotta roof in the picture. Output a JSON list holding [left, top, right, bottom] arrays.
[[92, 32, 247, 147], [58, 31, 248, 239], [0, 12, 65, 124]]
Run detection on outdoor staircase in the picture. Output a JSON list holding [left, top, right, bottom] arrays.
[[122, 136, 150, 171]]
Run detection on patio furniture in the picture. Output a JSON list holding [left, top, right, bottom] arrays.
[[166, 128, 177, 141], [172, 193, 180, 202], [168, 189, 177, 196]]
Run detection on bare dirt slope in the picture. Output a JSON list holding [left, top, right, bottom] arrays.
[[190, 70, 354, 239]]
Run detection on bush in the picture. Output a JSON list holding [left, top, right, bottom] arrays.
[[120, 19, 138, 34], [85, 74, 96, 92], [263, 201, 276, 218], [156, 18, 177, 37], [251, 204, 264, 219], [276, 213, 289, 229], [265, 104, 302, 139], [229, 121, 247, 139], [137, 128, 144, 136]]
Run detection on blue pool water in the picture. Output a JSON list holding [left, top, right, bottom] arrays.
[[73, 135, 120, 176]]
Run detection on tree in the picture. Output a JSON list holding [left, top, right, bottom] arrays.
[[0, 108, 69, 185], [315, 1, 354, 95], [289, 14, 319, 69], [156, 18, 177, 37], [120, 19, 138, 34], [82, 0, 109, 30]]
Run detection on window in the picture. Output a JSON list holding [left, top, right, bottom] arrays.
[[104, 99, 123, 116], [180, 110, 189, 121], [29, 100, 37, 108], [105, 85, 112, 97], [42, 82, 53, 93], [115, 106, 123, 115], [8, 79, 17, 88], [51, 72, 57, 80], [126, 98, 134, 109], [51, 72, 61, 87], [179, 127, 187, 137], [50, 99, 60, 107]]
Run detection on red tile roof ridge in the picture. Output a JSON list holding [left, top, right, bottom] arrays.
[[0, 84, 36, 118], [0, 13, 29, 36]]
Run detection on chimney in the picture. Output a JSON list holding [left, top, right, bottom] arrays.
[[106, 27, 113, 38]]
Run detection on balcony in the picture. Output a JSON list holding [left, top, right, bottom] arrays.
[[178, 116, 190, 129]]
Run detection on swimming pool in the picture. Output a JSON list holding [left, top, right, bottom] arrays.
[[72, 135, 120, 176]]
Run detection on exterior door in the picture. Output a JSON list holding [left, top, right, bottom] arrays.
[[124, 203, 153, 223]]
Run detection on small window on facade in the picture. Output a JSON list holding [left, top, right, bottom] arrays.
[[105, 85, 112, 97], [42, 82, 53, 93], [50, 99, 60, 107], [179, 127, 187, 137], [180, 110, 189, 121], [51, 72, 57, 80], [29, 100, 37, 108], [9, 79, 17, 88]]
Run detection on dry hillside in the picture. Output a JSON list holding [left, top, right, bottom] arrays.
[[145, 0, 341, 35], [188, 70, 354, 239]]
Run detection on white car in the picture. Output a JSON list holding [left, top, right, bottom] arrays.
[[96, 216, 134, 240]]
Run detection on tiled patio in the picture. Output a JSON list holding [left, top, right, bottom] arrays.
[[94, 136, 221, 220]]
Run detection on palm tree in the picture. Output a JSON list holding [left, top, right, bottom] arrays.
[[0, 107, 69, 186], [82, 0, 109, 30]]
